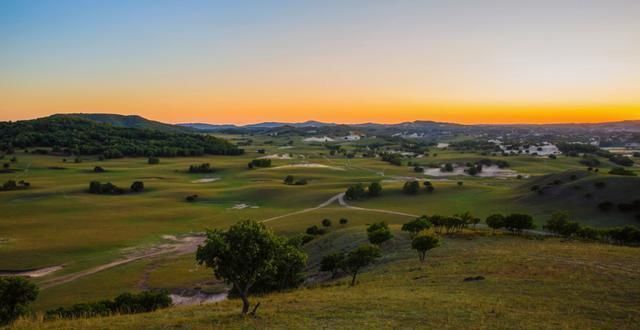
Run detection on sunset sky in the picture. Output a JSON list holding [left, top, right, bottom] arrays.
[[1, 0, 639, 124]]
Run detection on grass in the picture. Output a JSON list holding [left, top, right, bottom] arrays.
[[13, 231, 640, 329], [1, 135, 638, 315]]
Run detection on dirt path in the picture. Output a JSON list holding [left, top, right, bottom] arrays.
[[337, 193, 418, 217], [261, 193, 343, 223], [39, 235, 205, 289]]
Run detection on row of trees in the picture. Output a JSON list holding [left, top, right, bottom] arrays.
[[543, 211, 640, 245], [283, 175, 308, 185], [188, 163, 214, 173], [403, 181, 435, 194], [247, 159, 271, 169], [0, 180, 30, 191], [88, 181, 144, 194]]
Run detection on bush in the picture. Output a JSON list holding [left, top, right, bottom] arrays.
[[401, 216, 432, 235], [45, 291, 171, 320], [321, 218, 332, 227], [367, 222, 393, 245], [148, 157, 160, 164], [339, 218, 348, 225], [130, 181, 144, 192], [485, 214, 505, 232], [189, 163, 213, 173], [503, 213, 535, 234], [609, 167, 636, 176], [185, 194, 198, 202], [294, 179, 308, 185], [402, 181, 420, 195], [284, 175, 295, 185], [598, 201, 614, 212], [88, 181, 125, 195], [368, 182, 382, 197], [93, 166, 105, 173], [609, 155, 634, 167], [248, 159, 271, 169], [0, 277, 39, 325], [345, 184, 367, 200], [320, 252, 346, 279]]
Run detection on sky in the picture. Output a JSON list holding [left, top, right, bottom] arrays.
[[1, 0, 639, 124]]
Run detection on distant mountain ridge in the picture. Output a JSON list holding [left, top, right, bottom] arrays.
[[60, 113, 193, 133]]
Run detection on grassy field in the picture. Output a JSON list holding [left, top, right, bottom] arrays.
[[13, 229, 640, 329], [1, 134, 639, 319]]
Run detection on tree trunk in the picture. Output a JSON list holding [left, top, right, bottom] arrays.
[[239, 289, 250, 314], [350, 270, 358, 286]]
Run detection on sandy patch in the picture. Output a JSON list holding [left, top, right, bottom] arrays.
[[437, 143, 450, 148], [259, 154, 292, 160], [272, 163, 345, 171], [278, 146, 293, 149], [191, 177, 220, 183], [0, 265, 63, 278], [229, 203, 260, 210]]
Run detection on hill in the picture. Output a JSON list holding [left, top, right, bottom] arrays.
[[63, 113, 192, 133], [13, 230, 640, 329], [0, 115, 243, 158]]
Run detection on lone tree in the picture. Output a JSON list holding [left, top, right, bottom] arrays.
[[322, 218, 332, 227], [368, 182, 382, 197], [504, 213, 535, 235], [283, 175, 295, 185], [339, 218, 349, 225], [0, 277, 39, 326], [367, 222, 393, 245], [196, 220, 306, 314], [343, 244, 381, 286], [130, 181, 144, 192], [485, 214, 505, 233], [411, 233, 439, 262], [320, 252, 346, 279]]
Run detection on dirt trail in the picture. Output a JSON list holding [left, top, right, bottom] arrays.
[[261, 193, 343, 223], [39, 235, 205, 289]]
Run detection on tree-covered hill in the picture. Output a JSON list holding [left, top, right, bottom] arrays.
[[0, 115, 243, 158], [64, 113, 193, 133]]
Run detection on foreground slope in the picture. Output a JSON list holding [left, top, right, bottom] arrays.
[[14, 230, 640, 329]]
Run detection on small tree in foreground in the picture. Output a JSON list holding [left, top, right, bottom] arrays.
[[196, 220, 306, 314], [343, 244, 381, 286], [0, 277, 39, 325], [411, 233, 439, 262], [401, 216, 432, 236]]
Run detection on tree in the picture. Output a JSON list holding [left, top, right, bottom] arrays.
[[345, 184, 367, 200], [368, 182, 382, 197], [130, 181, 144, 192], [284, 175, 295, 185], [411, 233, 439, 262], [504, 214, 535, 235], [343, 245, 381, 286], [93, 166, 105, 173], [423, 181, 435, 192], [485, 214, 505, 233], [367, 222, 393, 245], [0, 277, 39, 325], [196, 220, 306, 314], [339, 218, 348, 225], [148, 157, 160, 165], [402, 181, 420, 195], [320, 252, 345, 279], [322, 218, 332, 227], [401, 216, 432, 236]]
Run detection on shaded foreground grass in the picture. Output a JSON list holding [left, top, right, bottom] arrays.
[[13, 233, 640, 329]]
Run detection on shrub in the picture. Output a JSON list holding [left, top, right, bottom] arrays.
[[339, 218, 348, 225], [186, 194, 198, 202], [0, 277, 39, 325], [294, 179, 308, 185], [609, 167, 636, 176], [148, 157, 160, 164], [93, 166, 105, 173], [320, 252, 346, 279], [368, 182, 382, 197], [503, 213, 535, 234], [367, 222, 393, 245], [189, 163, 213, 173], [402, 181, 420, 195], [321, 218, 332, 227], [401, 216, 432, 235], [248, 159, 271, 169], [284, 175, 295, 185], [598, 201, 614, 212], [130, 181, 144, 192], [45, 291, 171, 320], [345, 184, 367, 200], [88, 181, 125, 195], [609, 155, 634, 167], [485, 214, 505, 232]]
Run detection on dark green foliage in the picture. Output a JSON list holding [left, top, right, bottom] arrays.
[[248, 159, 271, 169], [368, 182, 382, 197], [609, 155, 634, 167], [580, 156, 600, 167], [294, 179, 308, 185], [345, 183, 367, 200], [441, 163, 454, 172], [343, 244, 382, 286], [185, 194, 198, 202], [0, 116, 242, 158], [284, 175, 295, 185], [367, 222, 393, 245], [196, 220, 307, 313], [402, 181, 420, 195], [93, 166, 105, 173], [0, 277, 39, 325], [45, 291, 171, 320], [306, 225, 326, 236], [1, 180, 29, 191], [543, 212, 580, 237], [401, 216, 432, 235], [322, 218, 332, 227], [147, 157, 160, 164], [411, 233, 439, 262], [503, 214, 535, 234], [423, 181, 435, 192], [320, 252, 346, 279], [130, 181, 144, 192], [339, 218, 348, 225], [189, 163, 213, 173], [598, 201, 614, 211], [485, 214, 505, 232], [380, 153, 402, 166], [88, 181, 125, 195], [609, 167, 636, 176]]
